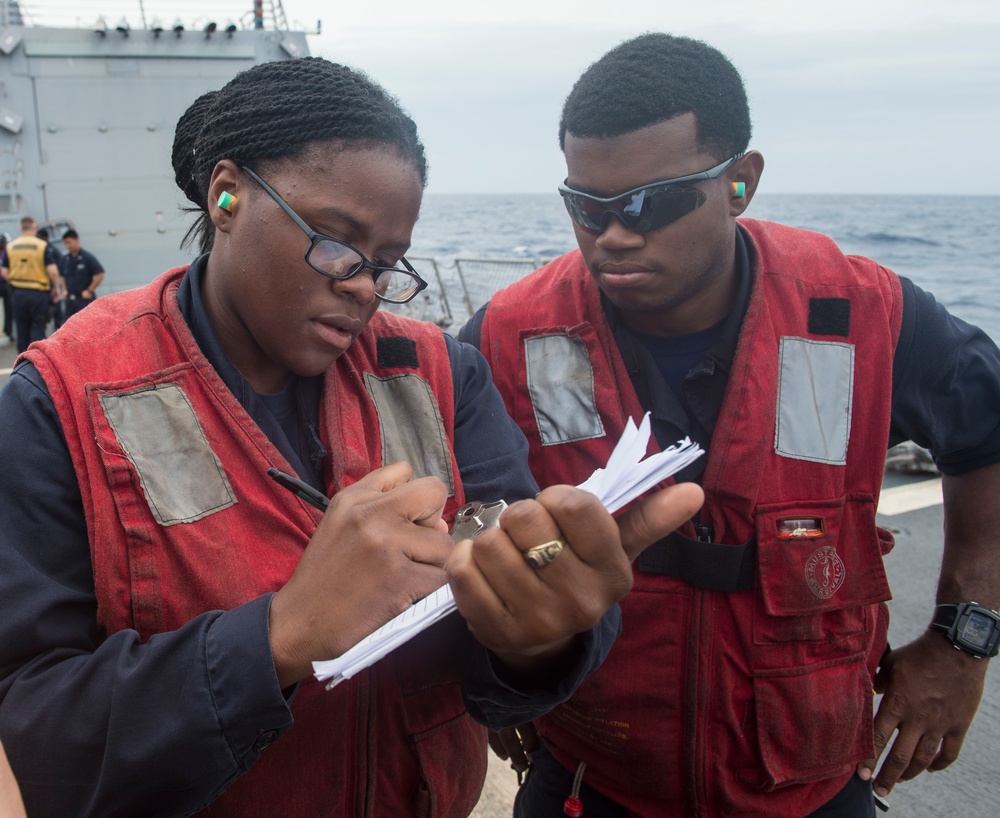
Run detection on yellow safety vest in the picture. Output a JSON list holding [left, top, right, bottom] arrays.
[[6, 236, 51, 291]]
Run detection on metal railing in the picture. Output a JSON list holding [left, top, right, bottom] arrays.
[[379, 256, 454, 328], [454, 257, 539, 321], [382, 255, 545, 331], [0, 1, 297, 32]]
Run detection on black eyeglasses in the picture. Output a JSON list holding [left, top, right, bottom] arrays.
[[558, 153, 744, 236], [240, 166, 428, 304]]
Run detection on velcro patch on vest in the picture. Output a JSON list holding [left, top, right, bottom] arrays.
[[808, 298, 851, 337], [525, 333, 605, 445], [364, 372, 455, 495], [99, 384, 237, 525], [775, 337, 854, 465], [378, 336, 419, 369]]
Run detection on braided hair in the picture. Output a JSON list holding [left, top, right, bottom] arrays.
[[173, 57, 427, 253], [559, 33, 751, 161]]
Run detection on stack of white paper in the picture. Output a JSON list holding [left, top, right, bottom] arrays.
[[575, 414, 704, 514], [313, 412, 703, 689]]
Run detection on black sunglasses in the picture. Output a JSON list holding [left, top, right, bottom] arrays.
[[559, 154, 744, 236], [240, 166, 428, 304]]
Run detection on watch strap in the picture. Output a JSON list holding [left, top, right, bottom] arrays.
[[929, 603, 960, 632]]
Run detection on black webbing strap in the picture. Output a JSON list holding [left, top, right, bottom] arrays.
[[636, 531, 756, 591]]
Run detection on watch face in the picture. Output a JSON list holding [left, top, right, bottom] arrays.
[[960, 611, 994, 651]]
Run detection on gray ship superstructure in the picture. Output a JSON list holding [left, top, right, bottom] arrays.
[[0, 1, 311, 289]]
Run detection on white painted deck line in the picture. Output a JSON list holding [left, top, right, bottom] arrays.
[[878, 477, 943, 516]]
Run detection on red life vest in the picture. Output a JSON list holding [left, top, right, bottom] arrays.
[[24, 267, 484, 818], [479, 219, 902, 817]]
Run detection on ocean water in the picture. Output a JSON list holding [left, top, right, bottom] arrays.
[[407, 194, 1000, 342]]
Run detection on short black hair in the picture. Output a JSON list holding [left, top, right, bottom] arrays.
[[173, 57, 427, 253], [559, 33, 751, 160], [62, 229, 79, 240]]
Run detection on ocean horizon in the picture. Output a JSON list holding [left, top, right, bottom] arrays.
[[407, 193, 1000, 342]]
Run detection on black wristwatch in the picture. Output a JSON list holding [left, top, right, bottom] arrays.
[[928, 602, 1000, 659]]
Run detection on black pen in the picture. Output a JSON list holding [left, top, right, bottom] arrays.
[[267, 467, 330, 511]]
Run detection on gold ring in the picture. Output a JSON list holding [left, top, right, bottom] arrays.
[[524, 539, 565, 569]]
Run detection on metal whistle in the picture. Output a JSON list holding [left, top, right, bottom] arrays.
[[450, 499, 507, 543]]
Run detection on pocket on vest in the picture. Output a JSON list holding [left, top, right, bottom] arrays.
[[409, 711, 486, 818], [390, 615, 486, 816], [752, 496, 890, 645], [745, 652, 873, 790]]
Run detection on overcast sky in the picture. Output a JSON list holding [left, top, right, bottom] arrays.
[[287, 1, 998, 196]]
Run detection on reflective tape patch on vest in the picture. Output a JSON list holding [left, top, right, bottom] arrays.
[[98, 384, 237, 525], [363, 372, 455, 495], [775, 337, 854, 464], [525, 333, 606, 445]]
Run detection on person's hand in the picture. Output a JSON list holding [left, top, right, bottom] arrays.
[[857, 631, 989, 798], [269, 462, 453, 688], [446, 481, 704, 669], [489, 723, 541, 774]]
